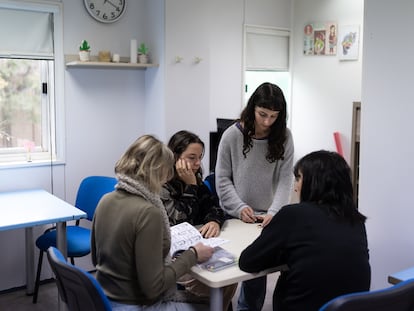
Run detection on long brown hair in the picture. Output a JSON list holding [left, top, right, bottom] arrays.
[[240, 82, 287, 162]]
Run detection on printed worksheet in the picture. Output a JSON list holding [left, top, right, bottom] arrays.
[[170, 222, 228, 256]]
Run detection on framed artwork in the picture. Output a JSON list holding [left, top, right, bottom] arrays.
[[303, 22, 337, 56], [338, 25, 360, 60]]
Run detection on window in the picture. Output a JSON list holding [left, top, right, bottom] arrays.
[[243, 25, 291, 120], [244, 25, 290, 71], [0, 0, 64, 166]]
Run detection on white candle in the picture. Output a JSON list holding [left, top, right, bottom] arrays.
[[130, 39, 137, 63], [112, 53, 120, 63]]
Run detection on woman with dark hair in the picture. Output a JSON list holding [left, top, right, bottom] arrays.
[[239, 150, 370, 311], [160, 130, 235, 311], [215, 82, 294, 311], [161, 130, 225, 237]]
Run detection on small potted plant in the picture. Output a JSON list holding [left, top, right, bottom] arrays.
[[138, 42, 149, 64], [79, 40, 91, 62]]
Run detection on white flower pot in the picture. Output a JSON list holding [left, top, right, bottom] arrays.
[[138, 54, 148, 64], [79, 50, 90, 62]]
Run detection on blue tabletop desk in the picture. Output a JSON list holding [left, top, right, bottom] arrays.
[[388, 266, 414, 285], [0, 189, 87, 295]]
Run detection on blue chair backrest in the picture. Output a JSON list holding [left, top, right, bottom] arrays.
[[47, 246, 112, 311], [319, 278, 414, 311], [75, 176, 117, 221], [204, 173, 217, 196]]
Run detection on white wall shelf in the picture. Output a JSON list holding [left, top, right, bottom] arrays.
[[64, 55, 158, 70]]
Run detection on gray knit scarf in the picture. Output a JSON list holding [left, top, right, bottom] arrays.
[[115, 173, 176, 301]]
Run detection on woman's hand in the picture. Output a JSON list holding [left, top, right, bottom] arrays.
[[192, 242, 214, 263], [256, 214, 273, 227], [176, 158, 197, 185], [199, 221, 220, 238], [240, 206, 256, 223]]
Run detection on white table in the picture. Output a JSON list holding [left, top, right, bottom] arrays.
[[0, 189, 87, 295], [190, 219, 285, 311]]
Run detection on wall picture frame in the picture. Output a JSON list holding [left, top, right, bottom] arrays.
[[338, 25, 360, 61], [303, 22, 337, 56]]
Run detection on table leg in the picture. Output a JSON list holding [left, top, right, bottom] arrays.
[[25, 227, 35, 295], [56, 222, 68, 311], [210, 287, 223, 311], [56, 222, 67, 257]]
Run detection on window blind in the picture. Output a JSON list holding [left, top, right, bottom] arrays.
[[245, 25, 290, 71], [0, 7, 53, 59]]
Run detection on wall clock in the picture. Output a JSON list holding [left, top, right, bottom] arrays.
[[84, 0, 126, 24]]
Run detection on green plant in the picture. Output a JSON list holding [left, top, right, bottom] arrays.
[[138, 42, 149, 55], [79, 40, 90, 51]]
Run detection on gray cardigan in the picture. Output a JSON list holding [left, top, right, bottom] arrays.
[[215, 124, 294, 218]]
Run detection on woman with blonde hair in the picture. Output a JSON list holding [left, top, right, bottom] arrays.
[[92, 135, 214, 311]]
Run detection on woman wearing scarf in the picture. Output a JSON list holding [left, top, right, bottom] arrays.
[[91, 135, 214, 311]]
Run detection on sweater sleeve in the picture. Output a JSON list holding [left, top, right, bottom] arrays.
[[215, 126, 247, 218], [160, 181, 200, 225], [134, 207, 197, 301], [267, 128, 295, 216], [197, 183, 225, 227], [160, 180, 225, 228], [239, 206, 293, 272]]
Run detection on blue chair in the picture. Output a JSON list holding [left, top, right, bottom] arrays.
[[319, 278, 414, 310], [203, 172, 216, 196], [33, 176, 117, 303], [47, 246, 112, 311]]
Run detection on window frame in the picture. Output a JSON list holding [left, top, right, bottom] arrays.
[[0, 0, 64, 168]]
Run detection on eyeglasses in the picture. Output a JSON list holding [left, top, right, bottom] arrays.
[[183, 155, 203, 164]]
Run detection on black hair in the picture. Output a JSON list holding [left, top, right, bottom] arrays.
[[240, 82, 287, 162], [294, 150, 366, 223]]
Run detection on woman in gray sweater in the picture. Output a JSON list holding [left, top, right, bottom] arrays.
[[215, 83, 294, 311], [91, 135, 214, 311]]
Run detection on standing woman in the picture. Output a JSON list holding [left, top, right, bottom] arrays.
[[215, 82, 294, 311], [91, 135, 214, 311], [239, 150, 370, 311], [160, 130, 235, 311]]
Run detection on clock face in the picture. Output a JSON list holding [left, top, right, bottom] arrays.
[[84, 0, 126, 24]]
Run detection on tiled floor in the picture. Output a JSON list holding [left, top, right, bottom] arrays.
[[0, 280, 58, 311], [0, 273, 278, 310], [232, 272, 278, 311]]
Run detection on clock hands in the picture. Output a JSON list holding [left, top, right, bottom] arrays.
[[86, 0, 125, 22], [104, 0, 119, 10]]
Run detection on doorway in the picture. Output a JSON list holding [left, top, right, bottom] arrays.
[[244, 70, 291, 122]]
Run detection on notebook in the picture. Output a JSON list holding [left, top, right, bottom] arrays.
[[198, 246, 237, 272]]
